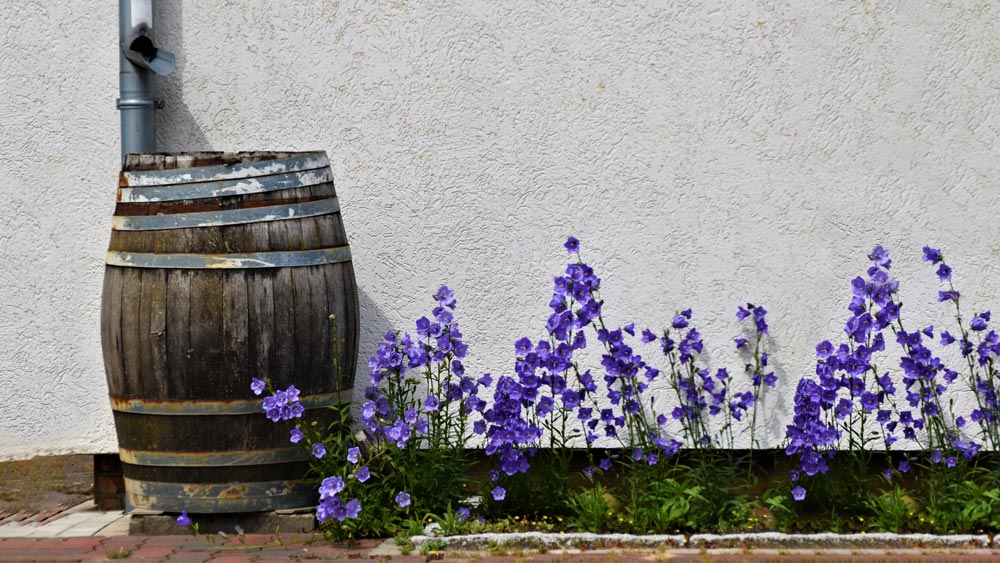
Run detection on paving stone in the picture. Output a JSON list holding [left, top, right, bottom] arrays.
[[0, 537, 44, 548], [24, 511, 104, 537], [55, 536, 104, 549], [209, 553, 297, 562], [368, 537, 405, 557], [141, 535, 208, 547], [0, 551, 102, 561], [292, 545, 348, 557], [99, 535, 147, 551], [130, 546, 183, 559], [59, 511, 129, 537], [225, 533, 314, 546], [95, 514, 132, 537], [0, 524, 36, 538], [157, 553, 213, 563]]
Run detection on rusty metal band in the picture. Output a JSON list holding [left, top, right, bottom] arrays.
[[105, 246, 352, 269], [111, 197, 339, 231], [119, 447, 309, 467], [124, 478, 316, 513], [119, 167, 333, 203], [122, 152, 329, 187], [109, 389, 351, 415]]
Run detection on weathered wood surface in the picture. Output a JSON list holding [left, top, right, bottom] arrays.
[[100, 152, 358, 512]]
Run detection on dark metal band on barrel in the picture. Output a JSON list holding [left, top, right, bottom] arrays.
[[105, 245, 352, 269], [119, 167, 333, 203], [123, 478, 317, 513], [112, 198, 340, 231], [109, 389, 351, 415], [121, 153, 330, 186]]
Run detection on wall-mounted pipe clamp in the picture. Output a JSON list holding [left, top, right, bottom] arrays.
[[116, 98, 166, 110]]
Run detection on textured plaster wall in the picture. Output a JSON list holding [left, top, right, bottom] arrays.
[[1, 1, 998, 459]]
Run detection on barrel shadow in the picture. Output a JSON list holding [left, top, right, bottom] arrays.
[[351, 289, 393, 406]]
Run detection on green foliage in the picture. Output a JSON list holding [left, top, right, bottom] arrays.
[[761, 490, 796, 533], [393, 531, 414, 555], [685, 451, 753, 532], [961, 486, 1000, 531], [419, 540, 445, 555], [564, 480, 613, 533], [865, 485, 913, 532], [425, 503, 469, 536], [482, 450, 573, 520], [105, 547, 131, 560], [621, 473, 702, 533], [913, 461, 1000, 533]]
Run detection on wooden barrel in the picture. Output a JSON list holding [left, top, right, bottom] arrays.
[[100, 151, 358, 513]]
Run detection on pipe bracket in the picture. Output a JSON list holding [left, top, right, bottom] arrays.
[[116, 97, 165, 110]]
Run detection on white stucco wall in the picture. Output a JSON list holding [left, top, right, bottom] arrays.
[[1, 1, 998, 460]]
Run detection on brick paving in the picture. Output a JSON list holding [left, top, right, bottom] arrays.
[[0, 504, 999, 561], [0, 533, 377, 561], [1, 534, 1000, 562]]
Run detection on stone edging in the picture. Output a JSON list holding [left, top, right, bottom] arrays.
[[688, 532, 990, 549], [411, 531, 993, 551]]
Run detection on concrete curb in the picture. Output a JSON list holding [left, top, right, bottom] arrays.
[[412, 531, 994, 551], [688, 532, 991, 549], [412, 532, 681, 551]]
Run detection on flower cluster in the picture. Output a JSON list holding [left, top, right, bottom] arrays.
[[736, 303, 777, 388], [659, 313, 715, 447], [478, 237, 604, 479], [597, 323, 658, 447], [925, 246, 997, 453], [784, 244, 1000, 500], [251, 378, 304, 422], [785, 246, 905, 496], [476, 238, 771, 482], [894, 327, 956, 449], [362, 286, 484, 450], [650, 304, 775, 451], [317, 473, 362, 522], [249, 238, 1000, 525]]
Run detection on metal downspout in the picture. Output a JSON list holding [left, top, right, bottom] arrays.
[[118, 0, 175, 159]]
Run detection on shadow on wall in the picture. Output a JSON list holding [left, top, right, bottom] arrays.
[[153, 0, 212, 151], [352, 289, 392, 406]]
